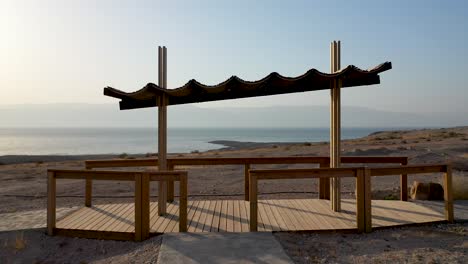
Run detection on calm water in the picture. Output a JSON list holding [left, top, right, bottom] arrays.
[[0, 127, 391, 155]]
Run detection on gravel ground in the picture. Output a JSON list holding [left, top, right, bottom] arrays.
[[275, 222, 468, 264], [0, 228, 162, 264]]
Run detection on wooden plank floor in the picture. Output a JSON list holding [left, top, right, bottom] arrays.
[[56, 199, 446, 235]]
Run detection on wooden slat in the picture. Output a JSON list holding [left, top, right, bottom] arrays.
[[227, 200, 235, 232], [244, 199, 251, 231], [263, 200, 287, 231], [189, 200, 205, 232], [283, 199, 309, 231], [270, 199, 297, 230], [179, 174, 188, 232], [85, 178, 92, 207], [400, 158, 408, 201], [85, 158, 158, 169], [239, 200, 249, 232], [211, 200, 222, 232], [92, 204, 123, 231], [251, 168, 358, 180], [258, 201, 274, 231], [219, 200, 228, 232], [168, 157, 330, 166], [141, 173, 150, 238], [256, 202, 266, 232], [295, 199, 329, 230], [372, 200, 415, 226], [370, 164, 447, 176], [371, 202, 404, 227], [166, 202, 182, 232], [249, 174, 258, 231], [319, 162, 330, 199], [54, 229, 134, 241], [186, 200, 200, 232], [298, 199, 334, 230], [157, 202, 179, 233], [99, 203, 129, 231], [356, 169, 365, 232], [67, 204, 111, 229], [111, 203, 134, 232], [85, 156, 407, 169], [118, 203, 137, 232], [56, 208, 87, 228], [150, 202, 166, 231], [162, 203, 179, 233], [196, 200, 209, 232], [169, 200, 194, 233], [50, 170, 137, 181], [288, 199, 316, 230], [233, 200, 242, 232], [202, 200, 217, 232], [81, 204, 119, 231], [47, 171, 56, 236], [149, 172, 186, 182], [167, 164, 175, 202], [444, 165, 454, 223], [135, 174, 142, 241], [244, 164, 250, 201], [341, 156, 407, 164], [364, 168, 372, 233], [73, 204, 110, 230], [54, 199, 448, 240]]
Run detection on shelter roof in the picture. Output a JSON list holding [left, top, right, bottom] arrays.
[[104, 62, 391, 110]]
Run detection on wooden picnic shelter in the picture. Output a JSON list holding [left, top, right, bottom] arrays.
[[46, 42, 454, 241]]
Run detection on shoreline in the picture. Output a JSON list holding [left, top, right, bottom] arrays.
[[0, 142, 298, 165], [0, 126, 408, 161], [1, 125, 467, 166]]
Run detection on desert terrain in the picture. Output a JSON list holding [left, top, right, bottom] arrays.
[[0, 126, 467, 263]]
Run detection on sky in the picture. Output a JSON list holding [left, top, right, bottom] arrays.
[[1, 0, 467, 114]]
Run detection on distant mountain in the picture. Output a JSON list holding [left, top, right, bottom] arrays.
[[0, 103, 466, 128]]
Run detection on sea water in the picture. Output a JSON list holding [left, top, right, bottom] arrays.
[[0, 127, 393, 155]]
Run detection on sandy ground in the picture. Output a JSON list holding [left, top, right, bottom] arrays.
[[0, 126, 467, 263]]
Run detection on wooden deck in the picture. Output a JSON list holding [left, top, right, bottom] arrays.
[[55, 198, 446, 239]]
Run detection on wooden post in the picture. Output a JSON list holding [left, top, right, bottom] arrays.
[[400, 158, 408, 201], [244, 164, 250, 201], [179, 173, 188, 232], [141, 173, 150, 239], [157, 46, 168, 216], [330, 40, 342, 212], [167, 164, 175, 202], [356, 168, 365, 233], [85, 165, 92, 207], [135, 173, 143, 241], [47, 171, 56, 236], [444, 165, 454, 223], [364, 167, 372, 233], [319, 161, 330, 199], [249, 174, 258, 231]]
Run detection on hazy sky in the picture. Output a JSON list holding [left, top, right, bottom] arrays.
[[1, 0, 467, 113]]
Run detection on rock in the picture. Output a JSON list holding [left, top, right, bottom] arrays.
[[410, 181, 444, 200]]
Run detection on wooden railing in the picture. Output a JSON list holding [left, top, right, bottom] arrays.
[[85, 156, 408, 204], [248, 164, 453, 233], [248, 167, 371, 232], [370, 164, 453, 223], [47, 169, 188, 241]]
